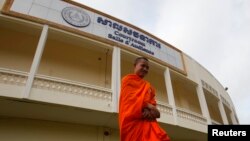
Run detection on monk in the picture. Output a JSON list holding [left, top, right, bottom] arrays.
[[119, 57, 170, 141]]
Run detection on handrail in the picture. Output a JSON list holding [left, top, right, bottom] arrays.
[[220, 96, 231, 109], [0, 67, 112, 101], [35, 74, 112, 92], [0, 67, 28, 85], [211, 119, 222, 125], [176, 107, 207, 125], [157, 101, 173, 115], [33, 74, 112, 101], [0, 67, 28, 76]]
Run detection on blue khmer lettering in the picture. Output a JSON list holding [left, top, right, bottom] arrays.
[[97, 17, 161, 48]]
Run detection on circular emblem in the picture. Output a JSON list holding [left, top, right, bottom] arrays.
[[61, 7, 91, 27]]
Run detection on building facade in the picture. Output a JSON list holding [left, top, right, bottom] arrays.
[[0, 0, 239, 141]]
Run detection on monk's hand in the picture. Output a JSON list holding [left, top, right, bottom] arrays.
[[147, 103, 160, 119], [142, 108, 155, 121]]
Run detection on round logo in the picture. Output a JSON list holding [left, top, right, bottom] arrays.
[[61, 7, 91, 27]]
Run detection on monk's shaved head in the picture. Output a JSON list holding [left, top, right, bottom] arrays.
[[134, 57, 149, 66]]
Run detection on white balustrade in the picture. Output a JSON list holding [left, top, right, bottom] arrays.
[[177, 107, 207, 125], [33, 74, 112, 101], [0, 68, 28, 85], [220, 96, 231, 108], [157, 102, 173, 116], [0, 68, 112, 101], [211, 119, 222, 125]]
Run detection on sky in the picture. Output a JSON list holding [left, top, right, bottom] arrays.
[[73, 0, 250, 124]]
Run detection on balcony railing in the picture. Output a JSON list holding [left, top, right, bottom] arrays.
[[201, 80, 218, 98], [157, 102, 173, 116], [176, 107, 207, 125], [0, 68, 28, 86], [220, 96, 231, 109], [211, 119, 222, 125], [33, 74, 112, 101], [0, 67, 112, 101]]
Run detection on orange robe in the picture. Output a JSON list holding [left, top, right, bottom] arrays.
[[119, 74, 170, 141]]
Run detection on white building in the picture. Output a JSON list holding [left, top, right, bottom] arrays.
[[0, 0, 239, 141]]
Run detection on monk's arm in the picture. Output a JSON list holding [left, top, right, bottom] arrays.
[[147, 103, 160, 118], [142, 103, 160, 120]]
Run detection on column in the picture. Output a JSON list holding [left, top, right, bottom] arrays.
[[193, 62, 212, 124], [164, 67, 177, 125], [196, 84, 212, 124], [218, 97, 229, 124], [230, 111, 237, 124], [111, 46, 121, 112], [23, 25, 48, 98]]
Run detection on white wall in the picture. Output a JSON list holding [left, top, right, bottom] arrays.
[[0, 118, 119, 141]]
